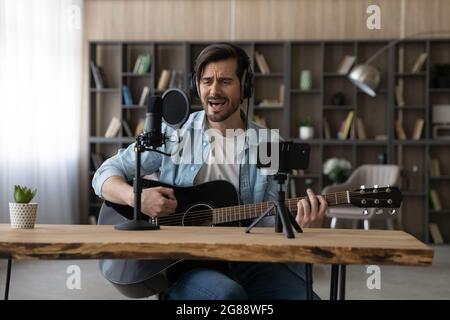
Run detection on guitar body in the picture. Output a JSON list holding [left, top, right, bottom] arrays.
[[97, 179, 240, 298]]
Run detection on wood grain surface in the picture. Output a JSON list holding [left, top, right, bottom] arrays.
[[0, 224, 433, 266]]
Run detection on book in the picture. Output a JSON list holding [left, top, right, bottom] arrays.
[[137, 54, 152, 74], [395, 119, 407, 140], [356, 117, 367, 140], [398, 47, 405, 73], [411, 53, 428, 73], [132, 55, 143, 73], [323, 118, 331, 139], [279, 84, 285, 105], [122, 85, 133, 106], [138, 86, 150, 106], [157, 69, 172, 91], [255, 51, 270, 74], [429, 158, 441, 177], [336, 55, 356, 75], [90, 61, 104, 89], [429, 223, 444, 244], [430, 189, 443, 210], [412, 118, 424, 140], [395, 82, 405, 107], [337, 111, 354, 140], [122, 119, 134, 137], [253, 114, 268, 128], [135, 119, 145, 136], [104, 116, 121, 138]]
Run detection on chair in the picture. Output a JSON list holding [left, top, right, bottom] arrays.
[[322, 164, 400, 230]]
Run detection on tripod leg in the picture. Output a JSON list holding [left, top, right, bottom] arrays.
[[245, 204, 275, 233], [287, 208, 303, 233], [275, 202, 295, 238]]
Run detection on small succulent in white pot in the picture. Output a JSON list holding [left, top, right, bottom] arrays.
[[9, 185, 38, 229], [299, 117, 314, 140]]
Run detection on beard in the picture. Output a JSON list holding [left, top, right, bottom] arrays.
[[205, 96, 240, 123]]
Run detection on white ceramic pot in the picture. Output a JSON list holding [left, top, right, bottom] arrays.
[[299, 126, 314, 140], [9, 203, 38, 229]]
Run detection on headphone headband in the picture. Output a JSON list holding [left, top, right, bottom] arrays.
[[191, 43, 254, 101]]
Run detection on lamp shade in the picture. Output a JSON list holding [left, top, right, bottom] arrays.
[[348, 64, 381, 97]]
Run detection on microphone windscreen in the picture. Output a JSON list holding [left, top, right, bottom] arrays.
[[162, 88, 190, 128]]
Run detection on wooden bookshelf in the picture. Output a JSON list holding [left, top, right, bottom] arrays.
[[88, 39, 450, 243]]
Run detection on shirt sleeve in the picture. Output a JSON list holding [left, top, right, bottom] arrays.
[[92, 142, 163, 198]]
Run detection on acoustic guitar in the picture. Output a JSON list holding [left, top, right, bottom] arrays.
[[97, 179, 402, 298]]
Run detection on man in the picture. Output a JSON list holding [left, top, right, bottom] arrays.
[[92, 43, 327, 299]]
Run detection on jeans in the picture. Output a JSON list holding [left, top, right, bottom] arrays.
[[162, 262, 320, 300]]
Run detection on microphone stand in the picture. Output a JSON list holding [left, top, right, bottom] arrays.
[[115, 134, 165, 231]]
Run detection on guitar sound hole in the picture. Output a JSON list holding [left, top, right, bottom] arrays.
[[183, 204, 214, 226]]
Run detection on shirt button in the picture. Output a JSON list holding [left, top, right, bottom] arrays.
[[191, 166, 195, 171], [203, 142, 207, 146]]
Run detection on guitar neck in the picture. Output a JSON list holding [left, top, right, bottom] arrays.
[[212, 191, 350, 225]]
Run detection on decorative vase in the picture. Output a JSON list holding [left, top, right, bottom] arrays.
[[9, 203, 38, 229], [300, 70, 312, 91], [299, 126, 314, 140]]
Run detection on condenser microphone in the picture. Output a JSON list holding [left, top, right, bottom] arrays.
[[143, 96, 163, 148], [142, 88, 190, 149]]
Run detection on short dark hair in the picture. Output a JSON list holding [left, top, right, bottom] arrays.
[[194, 43, 251, 83]]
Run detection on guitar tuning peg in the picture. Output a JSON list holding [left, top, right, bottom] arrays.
[[360, 185, 365, 194], [363, 209, 369, 215], [386, 184, 391, 193], [389, 209, 397, 215]]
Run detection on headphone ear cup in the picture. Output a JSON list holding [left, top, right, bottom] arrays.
[[190, 72, 199, 98], [243, 70, 254, 99]]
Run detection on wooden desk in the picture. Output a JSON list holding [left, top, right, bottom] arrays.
[[0, 224, 433, 299]]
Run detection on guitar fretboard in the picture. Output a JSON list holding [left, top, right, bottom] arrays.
[[212, 191, 349, 224]]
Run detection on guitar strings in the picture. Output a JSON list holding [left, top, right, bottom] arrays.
[[152, 193, 396, 225], [155, 192, 395, 224]]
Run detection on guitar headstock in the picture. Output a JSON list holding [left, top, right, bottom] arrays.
[[349, 185, 403, 209]]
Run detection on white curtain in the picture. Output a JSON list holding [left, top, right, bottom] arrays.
[[0, 0, 82, 224]]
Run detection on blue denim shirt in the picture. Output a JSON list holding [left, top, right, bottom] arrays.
[[92, 111, 281, 225]]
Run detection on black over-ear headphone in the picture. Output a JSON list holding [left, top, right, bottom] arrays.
[[191, 43, 254, 102]]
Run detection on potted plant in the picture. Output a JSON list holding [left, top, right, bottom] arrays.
[[9, 185, 38, 229], [299, 117, 314, 140], [323, 158, 352, 184]]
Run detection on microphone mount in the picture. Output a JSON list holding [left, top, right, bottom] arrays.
[[114, 89, 190, 231]]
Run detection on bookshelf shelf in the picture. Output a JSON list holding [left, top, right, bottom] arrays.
[[254, 73, 284, 78], [88, 39, 450, 242], [429, 176, 450, 180], [89, 88, 120, 93], [290, 174, 322, 179], [122, 105, 144, 109], [395, 72, 427, 77], [121, 72, 152, 77], [290, 89, 321, 94], [323, 105, 355, 110]]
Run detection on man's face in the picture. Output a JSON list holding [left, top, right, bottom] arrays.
[[199, 58, 241, 123]]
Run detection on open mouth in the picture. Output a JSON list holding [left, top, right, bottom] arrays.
[[208, 99, 227, 112]]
